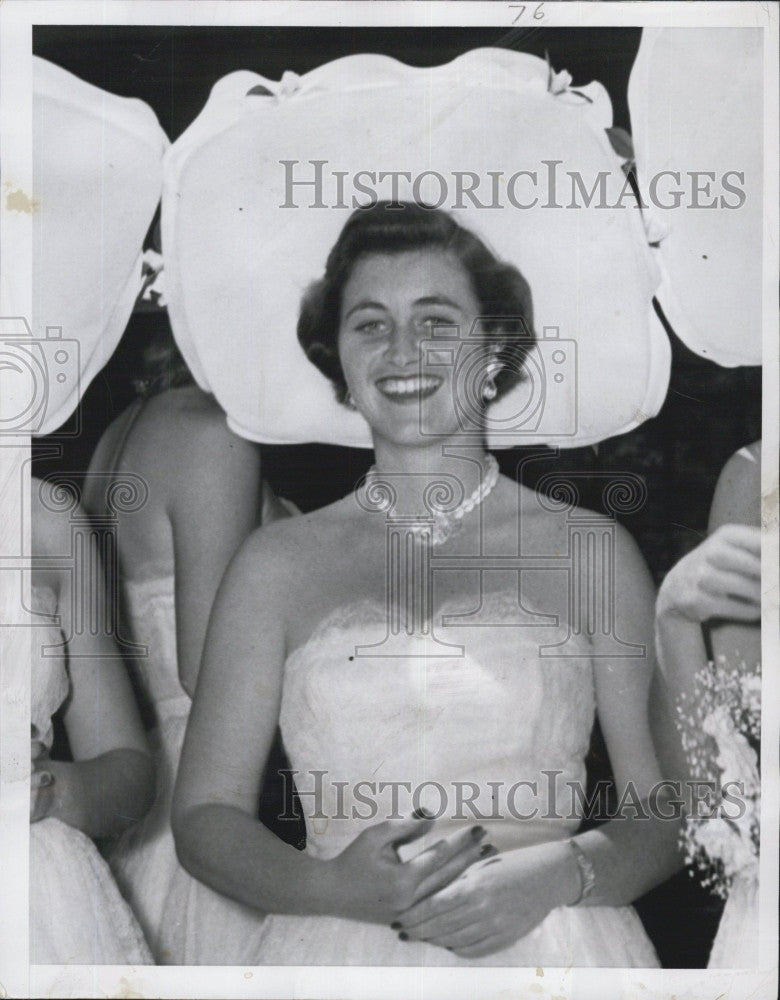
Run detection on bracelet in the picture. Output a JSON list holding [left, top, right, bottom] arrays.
[[566, 839, 596, 906]]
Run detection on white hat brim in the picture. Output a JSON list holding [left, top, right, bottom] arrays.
[[163, 49, 668, 448], [629, 28, 763, 368], [26, 57, 168, 435]]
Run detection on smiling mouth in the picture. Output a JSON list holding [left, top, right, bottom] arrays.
[[375, 374, 444, 401]]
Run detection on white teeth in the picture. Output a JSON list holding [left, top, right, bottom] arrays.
[[379, 376, 442, 396]]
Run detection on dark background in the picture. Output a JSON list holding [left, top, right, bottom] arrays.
[[32, 25, 762, 968]]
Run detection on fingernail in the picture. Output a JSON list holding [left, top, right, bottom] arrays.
[[37, 771, 54, 787], [471, 825, 486, 840], [31, 723, 40, 738], [390, 921, 402, 930], [412, 807, 433, 820], [479, 843, 497, 857], [398, 931, 409, 942]]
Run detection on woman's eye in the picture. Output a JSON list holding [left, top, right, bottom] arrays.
[[421, 315, 456, 330], [355, 319, 386, 334]]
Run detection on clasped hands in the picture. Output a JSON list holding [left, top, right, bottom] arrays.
[[30, 725, 73, 825], [327, 812, 574, 959]]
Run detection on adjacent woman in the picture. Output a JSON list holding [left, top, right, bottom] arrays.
[[83, 333, 295, 964], [30, 477, 154, 964], [654, 442, 762, 967], [173, 203, 682, 966]]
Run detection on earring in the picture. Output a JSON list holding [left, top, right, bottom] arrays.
[[483, 359, 501, 402], [344, 389, 357, 410]]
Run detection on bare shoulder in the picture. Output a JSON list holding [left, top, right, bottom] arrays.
[[143, 387, 259, 461], [509, 476, 630, 539], [508, 476, 652, 590], [709, 440, 761, 530], [225, 494, 352, 595], [94, 387, 257, 467], [95, 387, 260, 497], [239, 494, 349, 558]]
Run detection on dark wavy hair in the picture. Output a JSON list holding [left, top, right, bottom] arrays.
[[132, 323, 194, 399], [297, 202, 536, 405]]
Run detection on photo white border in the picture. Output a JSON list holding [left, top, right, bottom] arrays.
[[1, 2, 777, 998]]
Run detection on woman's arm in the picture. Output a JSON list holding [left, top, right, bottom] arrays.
[[572, 522, 684, 905], [397, 523, 682, 957], [164, 404, 265, 698], [654, 443, 761, 705], [31, 484, 154, 839], [651, 445, 761, 802], [706, 441, 762, 671], [172, 524, 490, 922]]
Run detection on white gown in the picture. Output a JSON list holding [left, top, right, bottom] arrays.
[[706, 670, 761, 969], [108, 575, 268, 965], [30, 585, 153, 965], [254, 593, 661, 967], [708, 875, 759, 968]]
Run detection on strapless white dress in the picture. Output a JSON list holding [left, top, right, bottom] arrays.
[[30, 585, 152, 965], [254, 594, 660, 967], [109, 576, 268, 964], [708, 875, 759, 968]]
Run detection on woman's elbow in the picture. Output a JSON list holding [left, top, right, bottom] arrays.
[[170, 791, 213, 878]]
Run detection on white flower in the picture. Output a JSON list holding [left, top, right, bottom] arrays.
[[741, 672, 762, 713], [703, 707, 760, 792], [678, 657, 761, 896]]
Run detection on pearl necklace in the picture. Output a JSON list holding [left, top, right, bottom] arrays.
[[366, 454, 500, 547]]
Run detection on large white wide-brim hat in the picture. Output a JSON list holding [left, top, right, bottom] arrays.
[[163, 48, 671, 449], [1, 57, 168, 436], [629, 28, 763, 367]]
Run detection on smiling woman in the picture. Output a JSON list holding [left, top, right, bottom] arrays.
[[171, 202, 683, 966], [298, 202, 535, 413]]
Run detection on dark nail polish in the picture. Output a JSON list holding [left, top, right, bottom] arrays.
[[38, 771, 54, 787], [479, 843, 497, 857], [398, 931, 409, 942], [412, 807, 433, 820], [471, 825, 486, 840], [390, 921, 402, 930]]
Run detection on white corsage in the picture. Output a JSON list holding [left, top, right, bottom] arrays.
[[677, 656, 761, 898]]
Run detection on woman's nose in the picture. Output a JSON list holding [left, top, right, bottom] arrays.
[[385, 321, 422, 367]]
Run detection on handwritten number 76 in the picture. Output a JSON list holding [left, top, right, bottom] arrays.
[[509, 3, 546, 23]]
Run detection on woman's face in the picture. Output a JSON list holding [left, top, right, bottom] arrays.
[[337, 249, 489, 446]]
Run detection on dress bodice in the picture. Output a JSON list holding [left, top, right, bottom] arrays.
[[280, 592, 595, 859], [31, 584, 70, 749], [113, 573, 271, 966], [123, 575, 190, 726]]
